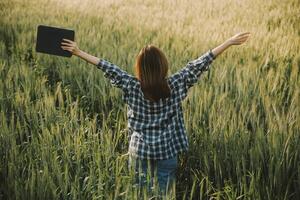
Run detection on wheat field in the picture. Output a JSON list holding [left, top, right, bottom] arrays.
[[0, 0, 299, 199]]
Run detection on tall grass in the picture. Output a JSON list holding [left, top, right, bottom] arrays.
[[0, 0, 299, 199]]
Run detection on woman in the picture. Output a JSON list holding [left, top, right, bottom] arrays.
[[61, 31, 250, 197]]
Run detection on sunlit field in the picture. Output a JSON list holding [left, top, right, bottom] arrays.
[[0, 0, 299, 199]]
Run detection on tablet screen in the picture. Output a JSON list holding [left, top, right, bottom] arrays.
[[36, 25, 75, 57]]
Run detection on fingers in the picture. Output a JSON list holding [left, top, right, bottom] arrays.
[[230, 32, 250, 45], [61, 39, 74, 44], [237, 32, 250, 36], [238, 36, 249, 41], [235, 32, 250, 40], [238, 33, 250, 38], [238, 35, 250, 41], [61, 38, 76, 52], [61, 42, 73, 46], [61, 46, 72, 51], [240, 32, 250, 35], [60, 43, 76, 49], [231, 32, 250, 41], [237, 36, 250, 44], [237, 33, 250, 40], [62, 38, 73, 42], [61, 39, 75, 45]]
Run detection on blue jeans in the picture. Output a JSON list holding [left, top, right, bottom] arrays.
[[128, 155, 178, 198]]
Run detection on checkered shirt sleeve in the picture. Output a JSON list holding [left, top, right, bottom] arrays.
[[177, 50, 215, 89], [170, 50, 215, 101], [96, 58, 133, 92]]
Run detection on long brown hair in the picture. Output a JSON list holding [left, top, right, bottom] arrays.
[[134, 45, 171, 102]]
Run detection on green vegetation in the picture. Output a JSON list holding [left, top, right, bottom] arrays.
[[0, 0, 299, 199]]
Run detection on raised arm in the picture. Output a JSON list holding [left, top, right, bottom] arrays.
[[61, 39, 133, 91], [61, 38, 100, 65], [211, 32, 251, 58], [172, 31, 250, 101]]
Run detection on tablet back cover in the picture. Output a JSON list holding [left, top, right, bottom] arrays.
[[36, 25, 75, 57]]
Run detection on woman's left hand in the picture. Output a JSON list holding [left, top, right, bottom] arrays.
[[61, 38, 80, 56]]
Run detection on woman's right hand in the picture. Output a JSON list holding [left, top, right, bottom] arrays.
[[227, 32, 251, 45]]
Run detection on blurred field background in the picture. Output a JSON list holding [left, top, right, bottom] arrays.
[[0, 0, 299, 199]]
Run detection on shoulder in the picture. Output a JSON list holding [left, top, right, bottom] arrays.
[[124, 75, 141, 92], [127, 75, 139, 85], [167, 72, 183, 89]]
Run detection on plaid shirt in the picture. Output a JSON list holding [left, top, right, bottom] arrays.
[[96, 50, 215, 160]]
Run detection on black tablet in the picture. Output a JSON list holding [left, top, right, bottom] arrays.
[[36, 25, 75, 57]]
